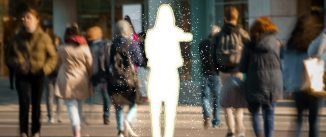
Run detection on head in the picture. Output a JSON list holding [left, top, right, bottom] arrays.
[[209, 25, 220, 38], [20, 7, 40, 33], [64, 23, 80, 40], [249, 16, 278, 41], [224, 6, 239, 25], [114, 20, 133, 40], [86, 26, 103, 41], [124, 15, 135, 32], [154, 4, 175, 28], [287, 12, 324, 51]]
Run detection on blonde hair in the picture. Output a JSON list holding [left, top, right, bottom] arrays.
[[114, 20, 133, 39], [87, 26, 103, 41]]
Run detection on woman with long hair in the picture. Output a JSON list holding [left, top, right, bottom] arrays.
[[283, 12, 324, 137], [240, 16, 283, 137], [108, 20, 139, 137]]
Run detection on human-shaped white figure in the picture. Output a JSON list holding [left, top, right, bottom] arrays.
[[145, 4, 193, 137]]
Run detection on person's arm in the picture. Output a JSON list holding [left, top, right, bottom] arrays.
[[43, 34, 58, 76], [84, 46, 93, 78]]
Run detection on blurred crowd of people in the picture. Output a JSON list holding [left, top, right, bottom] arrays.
[[2, 3, 326, 137]]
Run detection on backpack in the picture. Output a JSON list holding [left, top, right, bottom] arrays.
[[107, 38, 138, 92], [214, 27, 244, 71]]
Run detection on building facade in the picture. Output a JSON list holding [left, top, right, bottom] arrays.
[[0, 0, 325, 103]]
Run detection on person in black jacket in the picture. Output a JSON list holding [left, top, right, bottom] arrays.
[[240, 16, 283, 137], [199, 25, 222, 128], [86, 26, 111, 125]]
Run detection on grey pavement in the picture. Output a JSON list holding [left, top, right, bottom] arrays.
[[1, 77, 326, 137]]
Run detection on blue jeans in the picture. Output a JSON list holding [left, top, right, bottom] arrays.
[[90, 82, 111, 119], [64, 99, 83, 129], [115, 103, 137, 131], [201, 74, 222, 126], [248, 102, 275, 137]]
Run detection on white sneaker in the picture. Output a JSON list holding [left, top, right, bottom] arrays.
[[124, 120, 138, 137], [48, 118, 55, 124], [117, 133, 124, 137]]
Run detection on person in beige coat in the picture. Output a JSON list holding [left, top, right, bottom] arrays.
[[55, 24, 92, 137]]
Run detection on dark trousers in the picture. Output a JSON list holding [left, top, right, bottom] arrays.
[[248, 102, 275, 137], [8, 67, 15, 89], [294, 92, 322, 137], [16, 74, 44, 135]]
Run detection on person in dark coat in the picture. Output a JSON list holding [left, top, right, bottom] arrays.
[[199, 25, 222, 128], [108, 20, 139, 137], [240, 16, 283, 137], [86, 26, 111, 125]]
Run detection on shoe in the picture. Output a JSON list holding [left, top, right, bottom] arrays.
[[225, 132, 235, 137], [48, 118, 55, 124], [32, 132, 40, 137], [20, 133, 28, 137], [212, 123, 223, 128], [117, 133, 124, 137], [103, 116, 110, 125], [203, 117, 210, 129], [124, 120, 138, 137], [117, 130, 125, 137]]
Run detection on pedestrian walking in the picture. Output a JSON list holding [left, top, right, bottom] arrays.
[[43, 27, 64, 124], [283, 12, 324, 137], [145, 4, 193, 137], [86, 26, 111, 125], [55, 24, 93, 137], [214, 6, 249, 137], [240, 16, 283, 137], [107, 20, 140, 137], [199, 25, 222, 129], [6, 6, 58, 137]]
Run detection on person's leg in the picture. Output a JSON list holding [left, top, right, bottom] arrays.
[[9, 67, 15, 89], [308, 95, 322, 137], [56, 96, 64, 122], [31, 75, 44, 135], [294, 92, 306, 137], [164, 96, 178, 137], [201, 76, 211, 128], [65, 99, 81, 137], [150, 99, 162, 137], [234, 108, 245, 137], [262, 103, 275, 137], [115, 105, 125, 133], [15, 75, 31, 135], [100, 83, 110, 123], [248, 102, 261, 137], [45, 78, 54, 123], [224, 107, 235, 136], [125, 102, 138, 136], [210, 74, 222, 127]]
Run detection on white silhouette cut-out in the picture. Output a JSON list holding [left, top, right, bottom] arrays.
[[145, 4, 193, 137]]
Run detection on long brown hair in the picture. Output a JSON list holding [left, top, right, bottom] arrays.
[[287, 12, 324, 51], [250, 16, 278, 41]]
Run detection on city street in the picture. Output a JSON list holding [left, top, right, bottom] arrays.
[[0, 77, 326, 137]]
